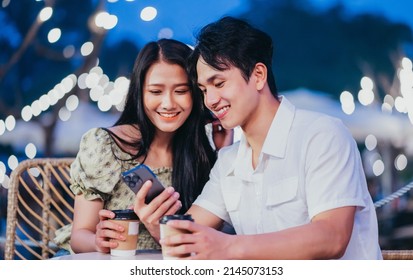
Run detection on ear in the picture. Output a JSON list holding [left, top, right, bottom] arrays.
[[252, 63, 267, 91]]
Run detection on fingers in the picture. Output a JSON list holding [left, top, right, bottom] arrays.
[[96, 219, 125, 239], [163, 200, 182, 216], [98, 209, 115, 221], [149, 189, 181, 219], [95, 219, 126, 252], [159, 230, 203, 259], [166, 220, 199, 232], [96, 239, 119, 251], [135, 180, 153, 207], [159, 221, 198, 245], [135, 185, 181, 223]]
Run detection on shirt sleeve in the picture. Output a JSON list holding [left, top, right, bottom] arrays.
[[193, 148, 232, 224], [69, 128, 122, 201], [304, 116, 367, 219]]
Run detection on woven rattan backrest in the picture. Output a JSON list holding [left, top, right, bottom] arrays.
[[4, 158, 74, 260], [382, 250, 413, 260]]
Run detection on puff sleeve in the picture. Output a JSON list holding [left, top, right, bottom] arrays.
[[69, 128, 122, 201]]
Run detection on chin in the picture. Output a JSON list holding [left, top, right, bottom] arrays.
[[158, 124, 183, 133]]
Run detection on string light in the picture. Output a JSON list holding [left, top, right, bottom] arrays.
[[25, 143, 37, 159], [365, 134, 378, 151], [5, 116, 16, 131], [95, 11, 118, 30], [47, 28, 61, 43], [0, 120, 5, 135], [80, 42, 94, 56], [358, 76, 375, 106], [399, 57, 413, 124], [140, 6, 157, 21], [395, 154, 408, 171], [372, 159, 385, 176], [38, 7, 53, 22], [340, 90, 355, 115]]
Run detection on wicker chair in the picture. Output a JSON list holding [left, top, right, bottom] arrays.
[[382, 250, 413, 260], [4, 158, 75, 260]]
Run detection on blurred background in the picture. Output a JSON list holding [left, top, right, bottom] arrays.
[[1, 0, 413, 257]]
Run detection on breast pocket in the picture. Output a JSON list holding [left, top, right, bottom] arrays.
[[266, 177, 298, 206], [264, 177, 308, 231]]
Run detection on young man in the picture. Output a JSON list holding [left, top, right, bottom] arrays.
[[139, 16, 382, 259]]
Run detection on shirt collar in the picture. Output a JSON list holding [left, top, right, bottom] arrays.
[[225, 95, 296, 177], [261, 95, 295, 158], [225, 133, 250, 177]]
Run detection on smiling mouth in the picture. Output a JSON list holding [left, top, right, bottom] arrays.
[[214, 106, 230, 118], [158, 112, 180, 118]]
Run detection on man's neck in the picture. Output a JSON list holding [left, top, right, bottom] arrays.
[[242, 94, 280, 169]]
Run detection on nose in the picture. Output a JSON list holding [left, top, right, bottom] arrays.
[[204, 89, 221, 110], [161, 93, 175, 110]]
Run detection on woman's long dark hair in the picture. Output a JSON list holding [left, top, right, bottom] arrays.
[[111, 39, 216, 212]]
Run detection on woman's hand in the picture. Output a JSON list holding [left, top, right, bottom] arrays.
[[133, 180, 181, 241], [94, 209, 126, 253]]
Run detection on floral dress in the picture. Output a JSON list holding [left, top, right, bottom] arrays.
[[53, 127, 172, 253]]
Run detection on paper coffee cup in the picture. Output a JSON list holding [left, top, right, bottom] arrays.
[[159, 214, 194, 260], [110, 209, 139, 257]]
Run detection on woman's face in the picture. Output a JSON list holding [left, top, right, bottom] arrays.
[[143, 60, 193, 134]]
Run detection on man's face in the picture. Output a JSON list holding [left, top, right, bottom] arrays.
[[196, 57, 259, 130]]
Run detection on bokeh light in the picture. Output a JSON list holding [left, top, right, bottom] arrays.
[[95, 11, 118, 30], [395, 154, 408, 171], [39, 7, 53, 22], [340, 91, 355, 115], [58, 107, 71, 121], [80, 42, 94, 56], [365, 134, 377, 151], [5, 115, 16, 131], [25, 143, 37, 159], [372, 159, 385, 176], [66, 95, 79, 111], [63, 45, 75, 58], [47, 28, 61, 43], [8, 155, 18, 170], [0, 120, 6, 135], [158, 28, 174, 39], [140, 6, 157, 21]]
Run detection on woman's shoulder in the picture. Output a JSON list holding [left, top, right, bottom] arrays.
[[75, 127, 116, 162], [80, 127, 111, 144]]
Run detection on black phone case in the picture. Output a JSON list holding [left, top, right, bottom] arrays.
[[121, 164, 165, 203]]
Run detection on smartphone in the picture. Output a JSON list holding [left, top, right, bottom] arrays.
[[121, 164, 166, 203]]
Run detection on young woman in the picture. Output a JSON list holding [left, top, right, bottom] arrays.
[[54, 39, 231, 255]]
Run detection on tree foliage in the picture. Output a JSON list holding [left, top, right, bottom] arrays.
[[241, 0, 413, 98]]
